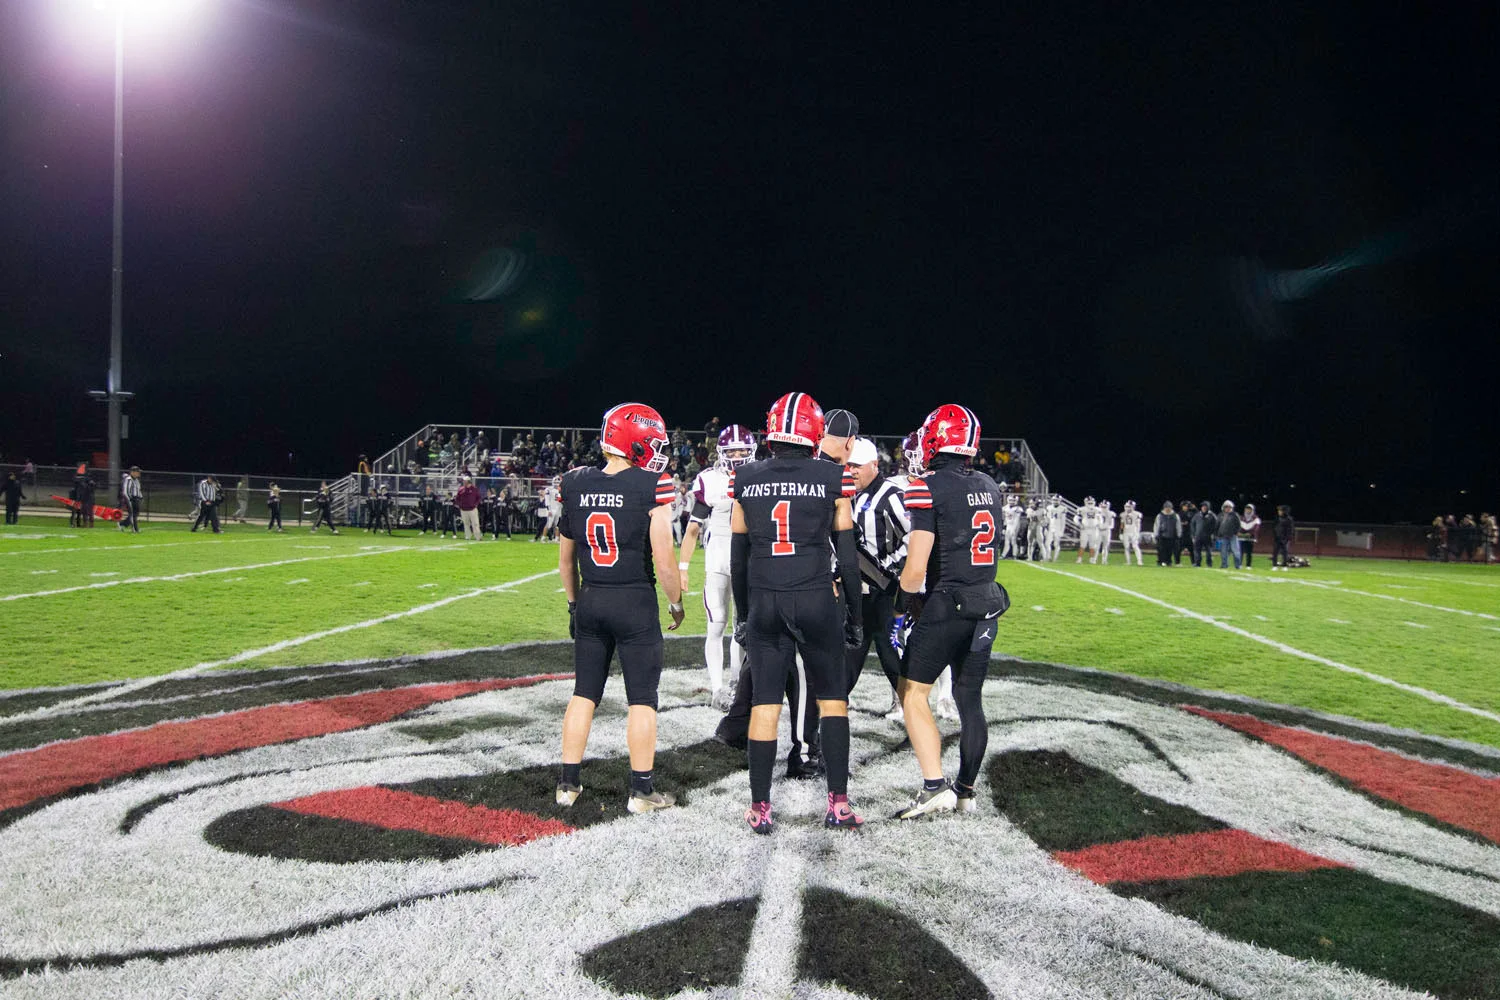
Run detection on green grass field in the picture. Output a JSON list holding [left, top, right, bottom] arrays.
[[3, 515, 1498, 747]]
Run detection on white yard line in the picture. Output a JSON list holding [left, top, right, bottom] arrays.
[[0, 538, 261, 557], [1368, 571, 1500, 589], [0, 569, 556, 724], [1235, 574, 1499, 621], [1018, 561, 1500, 725], [0, 547, 425, 602]]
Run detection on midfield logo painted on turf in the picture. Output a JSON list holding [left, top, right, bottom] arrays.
[[0, 644, 1496, 999]]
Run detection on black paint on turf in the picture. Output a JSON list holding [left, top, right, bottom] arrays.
[[579, 898, 757, 997]]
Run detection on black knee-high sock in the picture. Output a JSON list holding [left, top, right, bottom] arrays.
[[821, 715, 850, 796], [748, 739, 776, 803], [955, 685, 988, 789]]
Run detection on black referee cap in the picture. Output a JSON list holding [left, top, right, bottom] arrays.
[[823, 409, 859, 438]]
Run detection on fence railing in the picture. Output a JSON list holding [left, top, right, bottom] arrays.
[[1285, 522, 1495, 562]]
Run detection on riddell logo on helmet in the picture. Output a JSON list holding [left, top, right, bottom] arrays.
[[0, 641, 1494, 996]]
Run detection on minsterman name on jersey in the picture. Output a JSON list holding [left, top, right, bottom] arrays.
[[967, 492, 996, 506], [738, 483, 828, 498], [577, 493, 625, 508]]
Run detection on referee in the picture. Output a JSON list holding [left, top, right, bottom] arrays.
[[192, 476, 222, 533], [843, 437, 909, 705]]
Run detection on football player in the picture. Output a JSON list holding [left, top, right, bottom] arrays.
[[678, 423, 757, 710], [1000, 495, 1021, 560], [534, 476, 563, 542], [1026, 498, 1048, 562], [890, 431, 925, 489], [555, 403, 686, 814], [1046, 495, 1067, 561], [892, 404, 1008, 818], [1119, 499, 1144, 565], [731, 392, 863, 833], [1075, 496, 1101, 563], [1097, 500, 1116, 564]]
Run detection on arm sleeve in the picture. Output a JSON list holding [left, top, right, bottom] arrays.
[[834, 527, 861, 623], [690, 500, 713, 523], [730, 532, 749, 622], [654, 473, 676, 506]]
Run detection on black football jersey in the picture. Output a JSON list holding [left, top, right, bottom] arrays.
[[559, 466, 675, 587], [732, 456, 856, 592], [904, 463, 1004, 591]]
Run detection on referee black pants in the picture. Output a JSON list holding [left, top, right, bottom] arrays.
[[845, 587, 901, 696], [715, 653, 821, 765]]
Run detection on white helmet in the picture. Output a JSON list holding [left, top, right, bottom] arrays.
[[1124, 500, 1136, 511], [1100, 499, 1111, 510], [1083, 496, 1096, 506]]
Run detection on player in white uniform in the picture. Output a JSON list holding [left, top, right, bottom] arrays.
[[1119, 499, 1144, 565], [1047, 496, 1067, 561], [1075, 496, 1102, 563], [1000, 495, 1022, 559], [1097, 500, 1116, 563], [679, 424, 756, 710], [533, 476, 564, 542], [1026, 498, 1048, 561]]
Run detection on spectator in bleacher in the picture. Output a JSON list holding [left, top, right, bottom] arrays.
[[1153, 501, 1180, 565], [703, 416, 720, 442]]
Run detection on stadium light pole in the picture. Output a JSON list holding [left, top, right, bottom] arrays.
[[93, 0, 205, 493], [106, 0, 127, 496]]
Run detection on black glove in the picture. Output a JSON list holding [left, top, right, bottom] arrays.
[[895, 588, 925, 622], [843, 615, 864, 651], [733, 618, 748, 647], [567, 600, 576, 640]]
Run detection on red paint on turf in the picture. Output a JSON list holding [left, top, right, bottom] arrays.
[[0, 674, 573, 812], [1054, 828, 1343, 884], [270, 786, 575, 845], [1185, 706, 1500, 844]]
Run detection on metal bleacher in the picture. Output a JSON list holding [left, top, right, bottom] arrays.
[[336, 423, 1054, 529]]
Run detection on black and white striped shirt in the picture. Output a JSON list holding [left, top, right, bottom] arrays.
[[198, 479, 217, 504], [121, 475, 142, 501], [852, 476, 910, 593]]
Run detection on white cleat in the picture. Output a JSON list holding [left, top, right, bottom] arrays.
[[627, 789, 676, 814], [710, 686, 735, 712], [936, 696, 960, 720], [893, 783, 958, 820], [555, 783, 582, 807]]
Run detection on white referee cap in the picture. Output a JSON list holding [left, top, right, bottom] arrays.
[[847, 437, 879, 466]]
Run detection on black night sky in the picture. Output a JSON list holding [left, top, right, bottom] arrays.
[[2, 2, 1495, 520]]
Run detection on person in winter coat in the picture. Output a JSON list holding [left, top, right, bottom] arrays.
[[1190, 502, 1217, 568], [1153, 501, 1180, 566], [1239, 504, 1262, 567], [1215, 500, 1242, 569], [1272, 505, 1295, 570]]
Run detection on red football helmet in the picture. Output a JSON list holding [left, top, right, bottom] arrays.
[[600, 402, 670, 473], [919, 403, 981, 465], [765, 392, 825, 449]]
